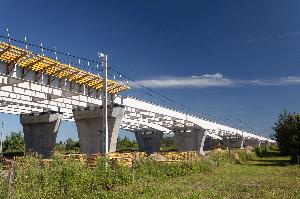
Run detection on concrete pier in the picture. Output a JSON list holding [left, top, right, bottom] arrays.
[[20, 112, 62, 158], [222, 137, 244, 149], [73, 104, 125, 156], [244, 139, 261, 148], [135, 131, 163, 154], [203, 136, 213, 151], [174, 129, 207, 155]]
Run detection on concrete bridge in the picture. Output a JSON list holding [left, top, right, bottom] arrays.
[[0, 40, 274, 157]]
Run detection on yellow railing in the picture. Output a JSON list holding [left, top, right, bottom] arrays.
[[0, 41, 129, 94]]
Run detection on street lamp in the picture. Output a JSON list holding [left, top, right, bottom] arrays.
[[98, 52, 108, 156], [0, 121, 5, 156], [235, 118, 244, 148]]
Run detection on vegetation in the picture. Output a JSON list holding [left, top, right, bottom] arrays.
[[1, 150, 299, 198], [114, 157, 299, 199], [0, 155, 214, 198], [54, 138, 80, 154], [161, 136, 176, 151], [116, 136, 176, 152], [272, 110, 300, 162], [116, 137, 138, 151], [2, 132, 25, 153], [2, 132, 25, 157]]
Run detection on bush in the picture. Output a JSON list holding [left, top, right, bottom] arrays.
[[116, 137, 138, 151], [255, 145, 272, 158], [133, 160, 213, 182], [272, 110, 300, 162], [238, 150, 256, 162], [9, 155, 133, 198], [208, 150, 256, 165], [3, 132, 25, 153], [0, 154, 238, 197], [3, 151, 24, 158]]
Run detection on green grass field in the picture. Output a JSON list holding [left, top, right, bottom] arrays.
[[107, 155, 300, 199], [1, 151, 299, 199]]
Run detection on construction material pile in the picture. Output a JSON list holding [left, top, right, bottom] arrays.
[[1, 151, 200, 169]]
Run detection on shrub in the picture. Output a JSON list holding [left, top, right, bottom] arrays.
[[272, 110, 300, 163], [208, 150, 256, 165], [255, 145, 271, 158], [133, 160, 213, 182]]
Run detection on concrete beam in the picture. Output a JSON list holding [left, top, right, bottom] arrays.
[[135, 131, 163, 154], [73, 104, 125, 156], [20, 112, 62, 158]]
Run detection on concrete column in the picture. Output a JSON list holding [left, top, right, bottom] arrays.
[[223, 137, 244, 150], [135, 131, 163, 154], [244, 139, 261, 148], [203, 136, 213, 151], [20, 112, 62, 158], [174, 129, 207, 155], [73, 104, 125, 156]]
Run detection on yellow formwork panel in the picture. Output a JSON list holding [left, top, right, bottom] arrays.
[[0, 41, 129, 94]]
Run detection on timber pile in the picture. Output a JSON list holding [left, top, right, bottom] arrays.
[[63, 154, 87, 162], [158, 151, 199, 162], [86, 154, 102, 168], [108, 152, 134, 167], [0, 157, 13, 171], [1, 151, 199, 169]]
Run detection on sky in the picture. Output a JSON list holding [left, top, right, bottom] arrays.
[[0, 0, 299, 141]]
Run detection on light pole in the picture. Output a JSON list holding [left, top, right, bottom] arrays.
[[236, 118, 244, 149], [99, 52, 108, 156], [0, 121, 5, 156]]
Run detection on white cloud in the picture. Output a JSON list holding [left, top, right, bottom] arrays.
[[131, 74, 300, 89], [131, 73, 232, 88]]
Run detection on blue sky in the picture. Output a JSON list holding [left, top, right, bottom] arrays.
[[0, 0, 299, 141]]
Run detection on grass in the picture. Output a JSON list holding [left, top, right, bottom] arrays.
[[1, 150, 299, 198], [108, 155, 300, 199]]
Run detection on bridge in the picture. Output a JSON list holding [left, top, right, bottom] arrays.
[[0, 38, 275, 157]]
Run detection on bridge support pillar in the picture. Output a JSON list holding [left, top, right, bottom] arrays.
[[174, 129, 207, 155], [20, 112, 63, 158], [135, 132, 163, 154], [222, 137, 244, 149], [73, 104, 125, 156], [244, 139, 261, 148], [203, 136, 213, 151]]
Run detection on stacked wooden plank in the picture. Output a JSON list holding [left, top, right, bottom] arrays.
[[0, 157, 13, 171], [1, 151, 199, 170], [108, 152, 134, 167], [157, 151, 199, 162]]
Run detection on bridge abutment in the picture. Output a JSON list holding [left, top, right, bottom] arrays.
[[174, 129, 207, 155], [135, 132, 163, 154], [73, 104, 125, 156], [20, 112, 63, 158]]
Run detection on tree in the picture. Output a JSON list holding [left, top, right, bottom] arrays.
[[272, 110, 300, 162], [161, 136, 176, 151], [3, 131, 25, 152], [116, 137, 138, 151]]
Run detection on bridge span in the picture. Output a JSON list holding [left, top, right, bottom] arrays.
[[0, 40, 274, 157]]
